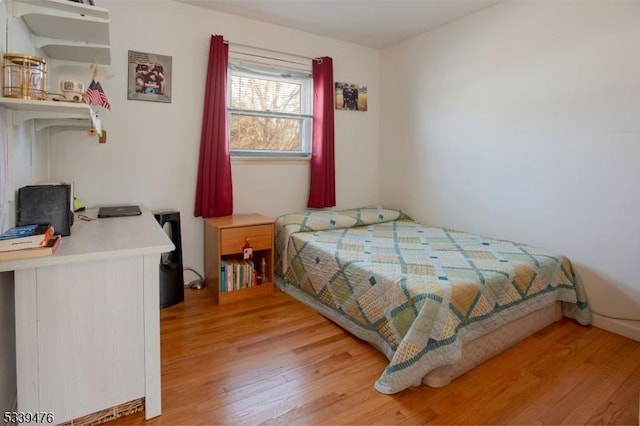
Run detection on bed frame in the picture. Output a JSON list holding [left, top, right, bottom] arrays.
[[423, 302, 562, 387]]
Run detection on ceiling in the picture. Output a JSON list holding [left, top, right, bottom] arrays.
[[177, 0, 501, 49]]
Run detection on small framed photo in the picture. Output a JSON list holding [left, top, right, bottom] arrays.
[[335, 82, 367, 111], [127, 50, 172, 103]]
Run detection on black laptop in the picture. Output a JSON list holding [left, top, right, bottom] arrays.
[[97, 205, 142, 218]]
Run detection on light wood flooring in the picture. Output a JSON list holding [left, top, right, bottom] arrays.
[[109, 286, 640, 425]]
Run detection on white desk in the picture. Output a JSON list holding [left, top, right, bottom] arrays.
[[0, 208, 174, 424]]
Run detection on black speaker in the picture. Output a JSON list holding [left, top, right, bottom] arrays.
[[17, 184, 74, 236], [154, 211, 184, 308]]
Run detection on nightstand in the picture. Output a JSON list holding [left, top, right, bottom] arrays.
[[204, 213, 274, 305]]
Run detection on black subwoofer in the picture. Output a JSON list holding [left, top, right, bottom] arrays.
[[154, 211, 184, 308], [17, 184, 74, 236]]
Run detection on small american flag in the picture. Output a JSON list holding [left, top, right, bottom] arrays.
[[85, 80, 111, 110]]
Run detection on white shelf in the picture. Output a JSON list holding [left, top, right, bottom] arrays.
[[0, 97, 101, 133], [4, 0, 110, 133], [13, 0, 111, 64]]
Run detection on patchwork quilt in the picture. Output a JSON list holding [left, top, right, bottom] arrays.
[[275, 206, 591, 394]]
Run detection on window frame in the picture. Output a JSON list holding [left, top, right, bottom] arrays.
[[227, 60, 313, 158]]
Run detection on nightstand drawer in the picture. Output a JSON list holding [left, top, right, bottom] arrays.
[[220, 224, 272, 254]]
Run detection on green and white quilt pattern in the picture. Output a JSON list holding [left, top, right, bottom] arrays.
[[275, 207, 591, 394]]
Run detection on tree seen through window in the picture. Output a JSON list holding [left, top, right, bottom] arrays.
[[228, 64, 312, 156]]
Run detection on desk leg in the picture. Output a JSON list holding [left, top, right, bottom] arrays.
[[14, 269, 39, 418], [143, 254, 161, 419]]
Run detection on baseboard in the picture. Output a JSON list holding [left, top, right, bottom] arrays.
[[592, 313, 640, 342], [57, 397, 145, 426], [3, 395, 143, 426]]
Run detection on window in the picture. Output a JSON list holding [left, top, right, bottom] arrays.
[[228, 61, 312, 157]]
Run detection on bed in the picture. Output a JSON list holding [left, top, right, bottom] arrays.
[[274, 206, 591, 394]]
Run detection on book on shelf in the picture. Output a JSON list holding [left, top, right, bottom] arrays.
[[0, 224, 55, 252], [221, 258, 255, 292], [221, 260, 227, 293], [0, 236, 61, 261]]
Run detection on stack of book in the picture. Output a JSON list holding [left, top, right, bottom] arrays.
[[220, 259, 256, 292], [0, 224, 61, 261]]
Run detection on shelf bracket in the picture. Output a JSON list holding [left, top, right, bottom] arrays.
[[12, 109, 85, 126], [32, 108, 101, 135], [1, 99, 102, 135], [33, 118, 91, 132], [34, 36, 110, 50]]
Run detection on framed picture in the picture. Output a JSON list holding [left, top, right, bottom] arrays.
[[127, 50, 172, 103], [335, 82, 367, 111]]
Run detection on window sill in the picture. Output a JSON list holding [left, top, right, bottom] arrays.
[[231, 155, 311, 163]]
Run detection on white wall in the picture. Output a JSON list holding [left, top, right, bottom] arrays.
[[2, 0, 47, 221], [46, 0, 380, 276], [2, 0, 379, 411], [1, 0, 34, 413], [380, 1, 640, 340]]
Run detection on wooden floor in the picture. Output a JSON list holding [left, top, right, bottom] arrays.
[[108, 286, 640, 425]]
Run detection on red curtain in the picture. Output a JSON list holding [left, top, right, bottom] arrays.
[[194, 35, 233, 217], [307, 57, 336, 208]]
